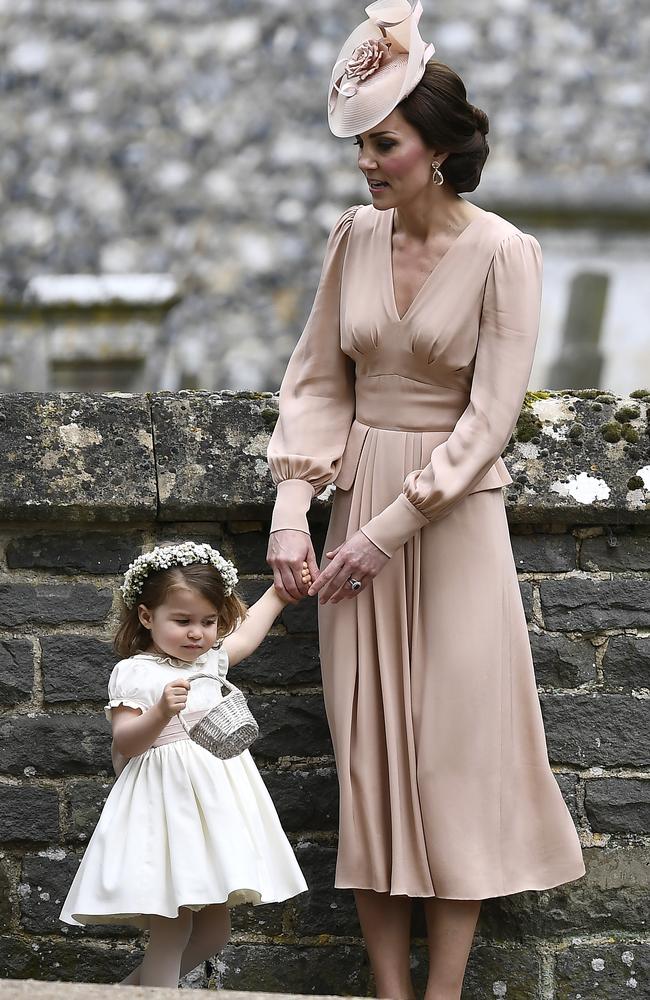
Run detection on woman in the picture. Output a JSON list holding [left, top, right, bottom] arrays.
[[267, 2, 585, 997]]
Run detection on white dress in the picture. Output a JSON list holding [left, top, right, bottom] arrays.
[[59, 648, 307, 929]]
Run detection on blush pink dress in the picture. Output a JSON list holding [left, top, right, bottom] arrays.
[[268, 204, 585, 899]]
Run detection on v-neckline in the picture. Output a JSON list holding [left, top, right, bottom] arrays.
[[387, 208, 487, 323]]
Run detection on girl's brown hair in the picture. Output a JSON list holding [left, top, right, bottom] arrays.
[[399, 60, 489, 193], [114, 545, 247, 659]]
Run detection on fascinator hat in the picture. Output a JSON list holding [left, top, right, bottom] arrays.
[[328, 0, 435, 138]]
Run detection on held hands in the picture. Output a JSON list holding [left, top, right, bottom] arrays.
[[267, 528, 319, 603], [158, 678, 190, 720]]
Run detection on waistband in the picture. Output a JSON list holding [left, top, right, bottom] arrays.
[[354, 373, 467, 432], [152, 709, 206, 748]]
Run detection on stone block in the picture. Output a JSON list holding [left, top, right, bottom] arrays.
[[0, 935, 142, 983], [0, 584, 112, 627], [411, 941, 541, 999], [248, 694, 333, 761], [541, 694, 650, 767], [602, 635, 650, 689], [64, 780, 113, 843], [530, 632, 596, 687], [580, 532, 650, 571], [540, 578, 650, 631], [281, 597, 319, 634], [289, 843, 359, 937], [480, 846, 649, 940], [510, 533, 576, 572], [519, 582, 533, 621], [0, 785, 60, 842], [584, 778, 650, 833], [41, 636, 115, 703], [555, 942, 650, 998], [215, 943, 370, 996], [243, 635, 321, 686], [229, 900, 285, 938], [225, 523, 271, 574], [20, 854, 131, 938], [0, 393, 156, 522], [237, 579, 272, 607], [153, 393, 280, 521], [0, 639, 33, 703], [6, 532, 145, 575], [259, 768, 338, 832], [0, 859, 12, 930], [555, 773, 580, 824], [0, 715, 112, 777]]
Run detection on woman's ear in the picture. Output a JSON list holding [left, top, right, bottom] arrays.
[[137, 604, 153, 630]]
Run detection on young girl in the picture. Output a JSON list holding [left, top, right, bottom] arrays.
[[60, 541, 309, 988]]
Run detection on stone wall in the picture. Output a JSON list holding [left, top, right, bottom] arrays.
[[1, 1, 649, 395], [0, 390, 650, 997]]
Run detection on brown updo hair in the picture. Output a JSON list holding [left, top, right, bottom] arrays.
[[114, 545, 248, 659], [398, 60, 489, 193]]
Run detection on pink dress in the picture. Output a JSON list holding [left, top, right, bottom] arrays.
[[268, 204, 585, 898]]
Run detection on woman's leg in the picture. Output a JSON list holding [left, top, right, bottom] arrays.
[[138, 908, 194, 987], [179, 903, 231, 976], [422, 897, 481, 1000], [354, 889, 414, 1000], [120, 903, 231, 986]]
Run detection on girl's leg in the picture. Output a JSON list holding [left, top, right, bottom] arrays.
[[179, 902, 231, 976], [422, 897, 481, 1000], [120, 903, 231, 986], [138, 908, 194, 987], [354, 889, 414, 1000]]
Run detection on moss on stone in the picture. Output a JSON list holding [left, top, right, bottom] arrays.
[[601, 422, 622, 443], [627, 475, 645, 490], [261, 407, 279, 429], [571, 389, 602, 400], [621, 425, 640, 443], [614, 405, 641, 423], [568, 423, 585, 440], [523, 390, 552, 407], [515, 409, 543, 442], [630, 389, 650, 398], [596, 393, 616, 404]]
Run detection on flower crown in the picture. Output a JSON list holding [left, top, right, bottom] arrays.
[[120, 542, 239, 609]]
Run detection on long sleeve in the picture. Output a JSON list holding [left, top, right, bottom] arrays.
[[268, 207, 359, 534], [360, 232, 543, 557]]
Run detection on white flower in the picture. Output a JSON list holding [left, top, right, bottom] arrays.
[[120, 542, 239, 607]]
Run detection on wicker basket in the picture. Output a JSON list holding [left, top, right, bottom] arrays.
[[179, 671, 259, 760]]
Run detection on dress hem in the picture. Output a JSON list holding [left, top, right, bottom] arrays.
[[333, 863, 586, 900]]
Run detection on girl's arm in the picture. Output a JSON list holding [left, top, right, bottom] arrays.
[[223, 576, 308, 668], [111, 679, 190, 758]]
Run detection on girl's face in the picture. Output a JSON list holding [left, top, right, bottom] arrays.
[[138, 586, 221, 663], [355, 108, 443, 209]]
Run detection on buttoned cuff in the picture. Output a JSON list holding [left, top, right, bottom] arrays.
[[360, 493, 430, 557], [270, 479, 316, 534]]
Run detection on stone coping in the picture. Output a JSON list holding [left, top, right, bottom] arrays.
[[0, 389, 648, 524], [0, 982, 357, 1000]]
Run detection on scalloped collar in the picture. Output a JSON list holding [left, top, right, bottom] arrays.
[[137, 649, 212, 669]]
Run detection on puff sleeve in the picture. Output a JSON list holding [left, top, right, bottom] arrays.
[[104, 660, 148, 721], [360, 233, 543, 557], [267, 207, 360, 534]]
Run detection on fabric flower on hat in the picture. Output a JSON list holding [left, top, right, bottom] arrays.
[[346, 38, 391, 82]]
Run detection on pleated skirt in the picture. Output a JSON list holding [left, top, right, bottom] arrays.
[[319, 425, 586, 899]]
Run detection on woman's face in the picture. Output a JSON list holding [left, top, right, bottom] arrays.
[[355, 108, 441, 209]]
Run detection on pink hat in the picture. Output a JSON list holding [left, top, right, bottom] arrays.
[[328, 0, 435, 138]]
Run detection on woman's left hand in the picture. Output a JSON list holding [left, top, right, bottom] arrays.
[[308, 530, 389, 605]]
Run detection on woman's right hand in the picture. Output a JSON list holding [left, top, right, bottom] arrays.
[[267, 529, 320, 602], [159, 678, 190, 720]]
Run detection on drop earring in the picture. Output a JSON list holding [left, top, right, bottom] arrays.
[[431, 161, 444, 186]]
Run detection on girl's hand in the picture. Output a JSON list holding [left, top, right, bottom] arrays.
[[308, 530, 389, 605], [158, 678, 190, 720], [267, 529, 320, 603]]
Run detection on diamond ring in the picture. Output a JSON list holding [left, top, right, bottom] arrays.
[[347, 577, 362, 592]]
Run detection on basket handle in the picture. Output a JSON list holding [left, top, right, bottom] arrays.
[[177, 671, 236, 736]]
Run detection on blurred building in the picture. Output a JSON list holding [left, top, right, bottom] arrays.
[[1, 0, 649, 394]]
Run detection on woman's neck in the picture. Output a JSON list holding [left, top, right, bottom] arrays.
[[393, 187, 480, 242]]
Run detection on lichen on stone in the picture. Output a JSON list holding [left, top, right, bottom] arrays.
[[568, 423, 585, 440], [627, 475, 645, 490], [630, 389, 650, 399], [621, 425, 640, 443], [514, 410, 543, 443]]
